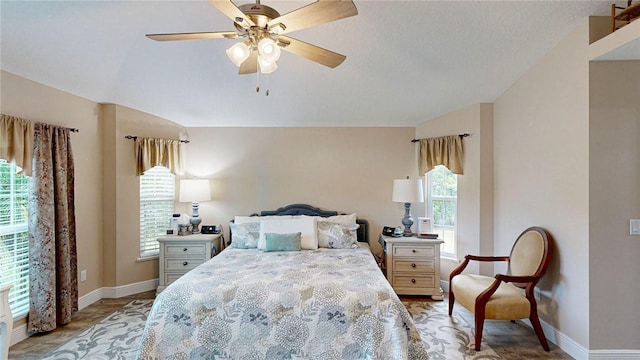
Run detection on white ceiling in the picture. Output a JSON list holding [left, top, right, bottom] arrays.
[[0, 1, 618, 127]]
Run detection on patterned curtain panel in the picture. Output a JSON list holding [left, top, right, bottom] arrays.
[[135, 137, 183, 176], [27, 123, 77, 333], [418, 135, 465, 175], [0, 114, 34, 176]]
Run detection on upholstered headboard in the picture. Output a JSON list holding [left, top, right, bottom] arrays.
[[229, 204, 369, 244]]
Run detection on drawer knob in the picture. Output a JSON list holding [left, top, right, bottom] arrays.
[[411, 263, 416, 268], [183, 248, 188, 252], [182, 261, 188, 266], [412, 249, 416, 253], [411, 279, 416, 283]]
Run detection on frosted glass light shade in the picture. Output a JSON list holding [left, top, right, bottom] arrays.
[[258, 56, 278, 74], [226, 42, 250, 67], [179, 179, 211, 202], [392, 179, 424, 203], [257, 38, 281, 62]]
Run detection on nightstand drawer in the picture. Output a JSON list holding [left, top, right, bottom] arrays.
[[165, 258, 205, 271], [393, 245, 435, 258], [165, 244, 207, 257], [165, 273, 184, 286], [393, 275, 435, 289], [393, 259, 434, 273]]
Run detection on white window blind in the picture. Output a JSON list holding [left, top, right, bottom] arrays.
[[0, 159, 30, 317], [140, 166, 175, 258], [426, 165, 458, 258]]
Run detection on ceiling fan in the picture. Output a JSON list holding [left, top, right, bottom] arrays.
[[146, 0, 358, 76]]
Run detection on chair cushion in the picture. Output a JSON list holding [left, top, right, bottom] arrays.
[[451, 274, 531, 320]]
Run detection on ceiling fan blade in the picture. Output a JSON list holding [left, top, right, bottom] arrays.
[[239, 50, 258, 74], [209, 0, 255, 28], [146, 31, 238, 41], [267, 0, 357, 35], [278, 36, 346, 68]]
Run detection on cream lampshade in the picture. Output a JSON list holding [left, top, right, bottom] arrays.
[[179, 179, 211, 234], [392, 177, 424, 236]]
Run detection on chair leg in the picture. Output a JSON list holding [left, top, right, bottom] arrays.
[[474, 313, 485, 351], [448, 290, 455, 315], [530, 309, 550, 351]]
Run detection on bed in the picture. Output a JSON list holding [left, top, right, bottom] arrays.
[[136, 204, 428, 359]]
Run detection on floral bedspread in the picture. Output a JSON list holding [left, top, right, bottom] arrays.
[[136, 244, 429, 359]]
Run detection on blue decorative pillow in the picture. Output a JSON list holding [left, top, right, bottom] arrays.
[[230, 222, 260, 248], [263, 232, 302, 252]]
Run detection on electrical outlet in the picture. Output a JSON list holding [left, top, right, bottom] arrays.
[[630, 219, 640, 235], [80, 270, 87, 282]]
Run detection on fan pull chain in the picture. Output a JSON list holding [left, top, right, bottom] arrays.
[[265, 75, 270, 96], [256, 65, 260, 93]]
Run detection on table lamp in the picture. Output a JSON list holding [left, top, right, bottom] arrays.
[[392, 177, 424, 236], [179, 179, 211, 234]]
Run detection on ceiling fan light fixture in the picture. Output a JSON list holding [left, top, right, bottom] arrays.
[[226, 42, 250, 67], [258, 56, 278, 74], [257, 38, 281, 62]]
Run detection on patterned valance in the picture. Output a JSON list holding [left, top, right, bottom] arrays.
[[0, 114, 34, 176], [417, 135, 464, 175], [135, 137, 184, 176]]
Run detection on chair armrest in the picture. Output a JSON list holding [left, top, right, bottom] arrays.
[[476, 277, 503, 311], [466, 255, 510, 262], [475, 273, 544, 312], [449, 255, 510, 282], [495, 274, 539, 284]]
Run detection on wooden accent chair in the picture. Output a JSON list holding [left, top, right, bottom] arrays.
[[448, 227, 552, 351]]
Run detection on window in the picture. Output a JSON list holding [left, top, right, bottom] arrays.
[[139, 166, 175, 258], [426, 165, 457, 258], [0, 159, 30, 317]]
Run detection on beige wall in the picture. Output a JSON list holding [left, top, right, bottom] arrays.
[[0, 69, 417, 296], [415, 104, 494, 281], [493, 19, 591, 348], [179, 127, 417, 257], [588, 60, 640, 349], [1, 70, 103, 297], [0, 71, 187, 294], [1, 71, 103, 332], [100, 104, 186, 287]]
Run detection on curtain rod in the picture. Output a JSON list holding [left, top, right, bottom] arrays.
[[410, 133, 469, 143], [124, 135, 189, 144], [68, 127, 79, 133]]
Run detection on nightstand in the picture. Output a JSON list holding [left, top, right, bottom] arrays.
[[156, 233, 222, 294], [380, 234, 444, 300], [0, 284, 13, 360]]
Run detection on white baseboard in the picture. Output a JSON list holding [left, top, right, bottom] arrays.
[[519, 315, 640, 360], [440, 280, 449, 293], [10, 279, 158, 347], [9, 324, 28, 347], [589, 350, 640, 359], [78, 287, 103, 310], [101, 279, 158, 299]]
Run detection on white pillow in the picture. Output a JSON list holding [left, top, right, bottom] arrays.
[[235, 215, 293, 224], [324, 213, 357, 225], [292, 213, 357, 226], [259, 217, 318, 250]]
